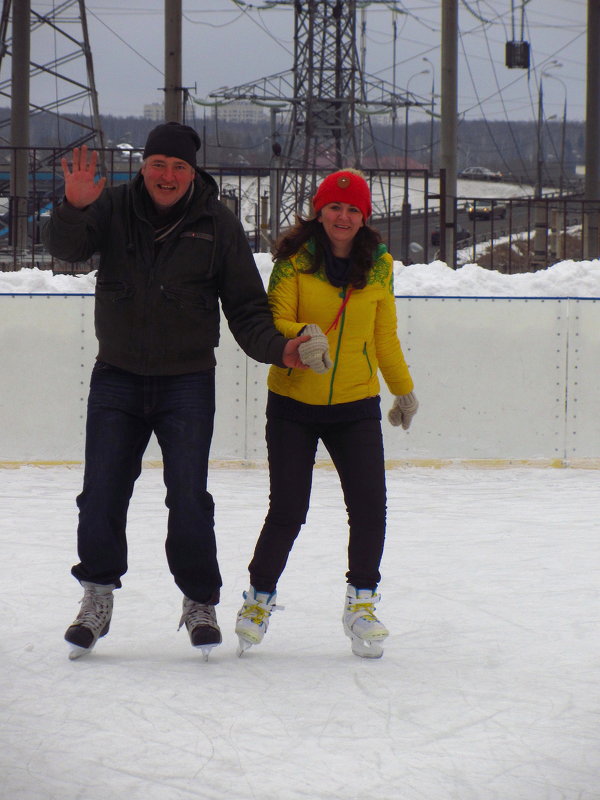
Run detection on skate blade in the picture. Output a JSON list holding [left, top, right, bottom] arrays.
[[67, 643, 92, 660], [194, 642, 219, 661], [236, 636, 254, 657], [350, 636, 385, 659]]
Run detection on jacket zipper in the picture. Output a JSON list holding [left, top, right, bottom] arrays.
[[327, 287, 349, 405]]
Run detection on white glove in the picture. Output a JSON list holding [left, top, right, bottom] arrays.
[[298, 324, 333, 373], [388, 391, 419, 430]]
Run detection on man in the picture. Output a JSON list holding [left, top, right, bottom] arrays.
[[42, 122, 310, 660]]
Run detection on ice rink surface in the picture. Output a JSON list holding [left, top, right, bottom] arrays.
[[2, 463, 598, 800]]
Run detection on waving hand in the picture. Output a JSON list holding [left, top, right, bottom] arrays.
[[61, 145, 107, 209]]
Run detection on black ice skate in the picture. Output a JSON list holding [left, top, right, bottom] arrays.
[[64, 581, 115, 660], [179, 596, 222, 661]]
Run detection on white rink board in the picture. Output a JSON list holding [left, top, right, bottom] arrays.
[[213, 327, 250, 461], [565, 298, 600, 459], [0, 295, 92, 461], [1, 293, 599, 465], [385, 297, 569, 461]]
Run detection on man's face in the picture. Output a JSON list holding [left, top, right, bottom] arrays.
[[141, 155, 195, 210]]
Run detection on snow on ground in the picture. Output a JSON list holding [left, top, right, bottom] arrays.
[[1, 464, 599, 800]]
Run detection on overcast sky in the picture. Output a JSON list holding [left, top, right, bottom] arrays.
[[19, 1, 588, 126]]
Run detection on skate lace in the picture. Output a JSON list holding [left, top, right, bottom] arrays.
[[348, 600, 379, 621], [77, 591, 112, 632], [178, 601, 216, 631], [239, 600, 275, 625]]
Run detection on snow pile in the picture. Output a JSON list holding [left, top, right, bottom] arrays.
[[391, 259, 600, 297], [2, 256, 600, 297], [0, 267, 96, 294]]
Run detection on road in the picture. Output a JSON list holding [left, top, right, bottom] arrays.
[[378, 200, 535, 263]]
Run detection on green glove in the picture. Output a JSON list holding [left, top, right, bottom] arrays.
[[388, 391, 419, 430]]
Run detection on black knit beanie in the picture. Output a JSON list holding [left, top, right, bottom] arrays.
[[143, 122, 201, 167]]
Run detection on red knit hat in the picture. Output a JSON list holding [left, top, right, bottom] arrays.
[[312, 170, 372, 220]]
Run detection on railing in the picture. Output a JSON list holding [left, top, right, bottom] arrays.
[[448, 194, 600, 273], [0, 145, 597, 273]]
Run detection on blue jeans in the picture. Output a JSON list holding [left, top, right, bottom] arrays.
[[73, 361, 220, 604]]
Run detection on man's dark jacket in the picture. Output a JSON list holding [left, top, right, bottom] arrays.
[[42, 169, 287, 375]]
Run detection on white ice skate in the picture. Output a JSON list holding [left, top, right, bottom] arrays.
[[342, 585, 389, 659], [235, 586, 280, 656]]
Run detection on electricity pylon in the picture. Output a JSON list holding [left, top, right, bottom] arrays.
[[0, 0, 105, 252], [0, 0, 104, 152], [205, 0, 427, 234]]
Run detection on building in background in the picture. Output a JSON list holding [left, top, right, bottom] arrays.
[[213, 101, 266, 124], [143, 103, 164, 121]]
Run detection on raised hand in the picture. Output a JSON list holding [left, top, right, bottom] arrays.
[[60, 145, 107, 209]]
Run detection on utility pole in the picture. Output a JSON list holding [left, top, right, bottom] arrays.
[[440, 0, 458, 267], [10, 0, 30, 258], [164, 0, 183, 122], [584, 0, 600, 258]]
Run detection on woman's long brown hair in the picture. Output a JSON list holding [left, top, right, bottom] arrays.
[[272, 216, 383, 290]]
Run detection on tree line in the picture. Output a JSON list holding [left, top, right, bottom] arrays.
[[1, 108, 584, 187]]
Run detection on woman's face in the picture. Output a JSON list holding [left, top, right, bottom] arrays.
[[318, 202, 364, 256]]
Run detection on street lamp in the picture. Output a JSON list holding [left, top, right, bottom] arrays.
[[403, 69, 428, 180], [422, 57, 436, 175], [537, 61, 563, 197], [533, 62, 562, 269], [543, 72, 568, 195], [401, 68, 428, 262]]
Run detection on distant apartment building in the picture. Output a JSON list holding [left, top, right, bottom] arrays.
[[213, 101, 266, 124], [144, 103, 164, 121]]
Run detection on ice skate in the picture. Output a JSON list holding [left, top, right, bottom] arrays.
[[64, 581, 115, 660], [179, 596, 222, 661], [342, 585, 389, 659], [235, 586, 280, 656]]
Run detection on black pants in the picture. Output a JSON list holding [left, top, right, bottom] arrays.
[[248, 415, 387, 593]]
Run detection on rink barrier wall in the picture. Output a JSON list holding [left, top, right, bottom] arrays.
[[2, 292, 600, 467]]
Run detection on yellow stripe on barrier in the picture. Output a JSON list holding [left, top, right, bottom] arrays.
[[3, 458, 600, 470]]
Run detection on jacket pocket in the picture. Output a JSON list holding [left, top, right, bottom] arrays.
[[96, 281, 134, 302], [161, 285, 218, 312], [362, 342, 374, 377]]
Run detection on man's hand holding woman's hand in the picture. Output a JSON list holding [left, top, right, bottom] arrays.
[[297, 324, 333, 373], [282, 324, 333, 373]]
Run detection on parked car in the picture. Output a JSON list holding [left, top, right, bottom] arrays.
[[115, 142, 143, 163], [459, 166, 503, 181], [431, 225, 471, 247], [467, 200, 507, 220]]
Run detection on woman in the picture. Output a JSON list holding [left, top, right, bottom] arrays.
[[235, 169, 418, 659]]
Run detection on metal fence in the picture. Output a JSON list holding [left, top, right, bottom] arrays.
[[1, 145, 597, 274]]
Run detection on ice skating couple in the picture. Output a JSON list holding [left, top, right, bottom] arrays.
[[43, 122, 418, 662]]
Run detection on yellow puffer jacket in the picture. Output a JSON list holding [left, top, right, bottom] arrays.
[[267, 240, 414, 405]]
